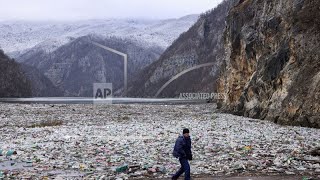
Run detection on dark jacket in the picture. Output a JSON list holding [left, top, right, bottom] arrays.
[[173, 135, 192, 159]]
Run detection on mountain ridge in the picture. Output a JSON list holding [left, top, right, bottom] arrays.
[[0, 15, 199, 58], [17, 35, 164, 96]]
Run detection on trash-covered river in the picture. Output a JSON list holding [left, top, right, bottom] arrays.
[[0, 103, 319, 179]]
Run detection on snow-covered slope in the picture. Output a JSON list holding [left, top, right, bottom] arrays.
[[0, 15, 199, 56]]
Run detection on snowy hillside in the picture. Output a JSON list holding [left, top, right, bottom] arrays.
[[0, 15, 199, 56]]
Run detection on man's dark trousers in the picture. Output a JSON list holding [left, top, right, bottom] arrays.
[[172, 158, 190, 180]]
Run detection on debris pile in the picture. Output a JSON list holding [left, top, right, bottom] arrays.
[[0, 103, 319, 179]]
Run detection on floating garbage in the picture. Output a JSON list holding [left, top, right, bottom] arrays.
[[0, 150, 17, 157], [310, 147, 320, 156], [116, 164, 128, 173], [0, 103, 319, 179], [6, 150, 17, 157], [23, 160, 33, 167], [157, 166, 167, 173], [243, 145, 253, 151]]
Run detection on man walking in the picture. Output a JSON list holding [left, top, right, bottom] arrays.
[[172, 128, 192, 180]]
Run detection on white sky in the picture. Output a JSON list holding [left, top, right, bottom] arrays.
[[0, 0, 224, 21]]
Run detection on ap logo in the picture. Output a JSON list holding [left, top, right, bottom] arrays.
[[93, 83, 112, 104]]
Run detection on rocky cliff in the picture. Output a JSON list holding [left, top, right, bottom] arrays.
[[217, 0, 320, 128]]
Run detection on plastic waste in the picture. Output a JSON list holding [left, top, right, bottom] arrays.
[[6, 150, 17, 157], [0, 104, 320, 178], [243, 146, 252, 151], [158, 166, 167, 173], [0, 150, 17, 157], [23, 160, 33, 167], [149, 168, 157, 173], [116, 164, 128, 173]]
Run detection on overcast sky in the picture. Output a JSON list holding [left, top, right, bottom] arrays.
[[0, 0, 224, 21]]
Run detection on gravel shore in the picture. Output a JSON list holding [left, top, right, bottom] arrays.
[[0, 103, 319, 179]]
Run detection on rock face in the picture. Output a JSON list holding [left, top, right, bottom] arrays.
[[128, 0, 237, 97], [217, 0, 320, 128], [0, 50, 32, 97]]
